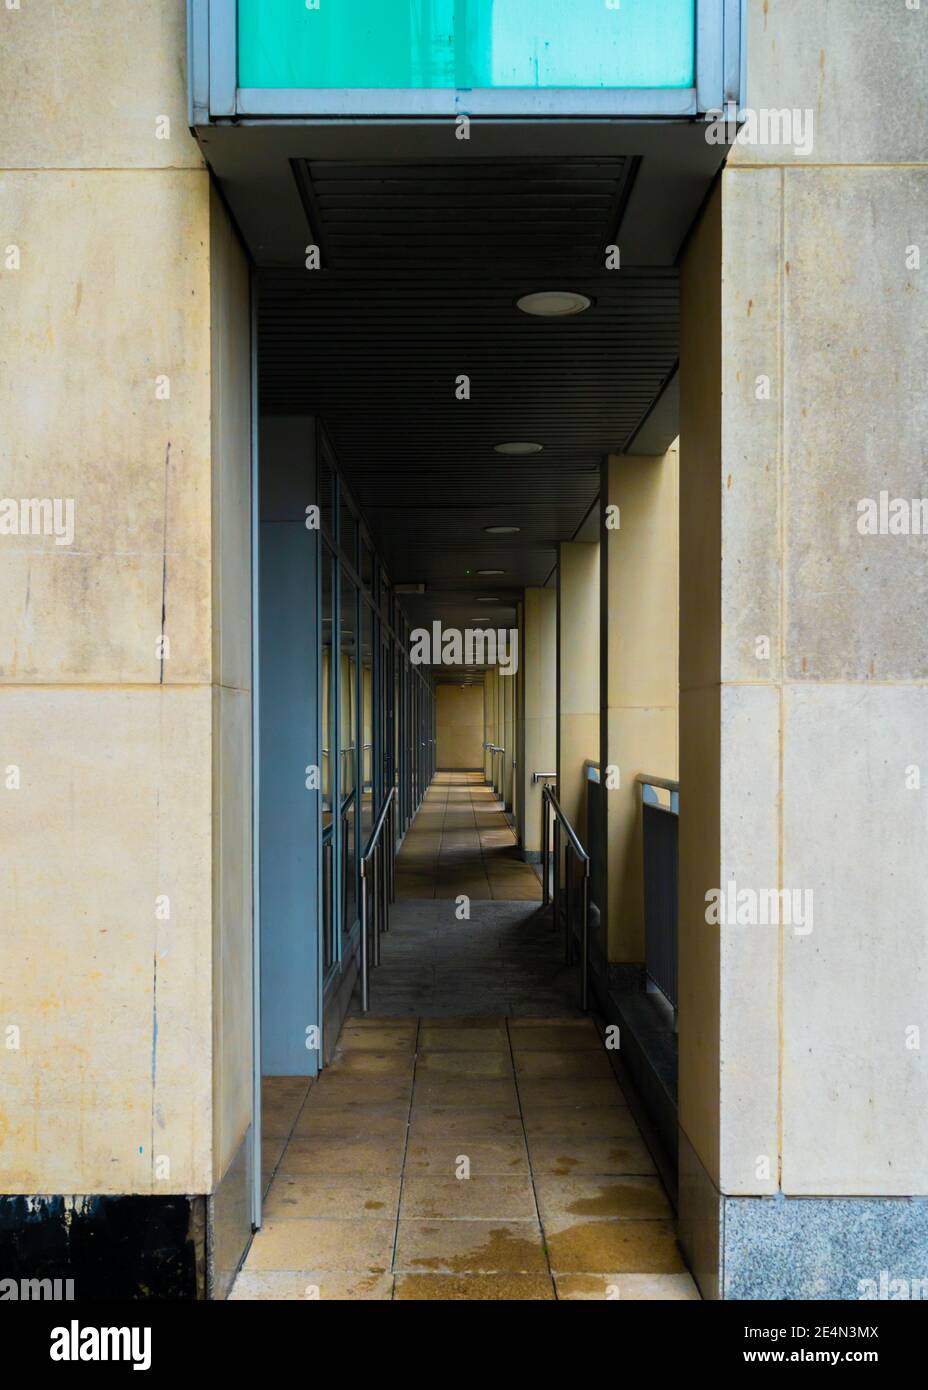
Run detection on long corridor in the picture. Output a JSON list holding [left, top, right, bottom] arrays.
[[233, 774, 697, 1300], [395, 771, 542, 901]]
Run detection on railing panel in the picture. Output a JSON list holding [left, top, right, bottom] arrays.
[[642, 801, 678, 1010]]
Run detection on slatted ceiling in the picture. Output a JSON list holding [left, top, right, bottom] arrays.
[[259, 156, 678, 628], [297, 157, 637, 276]]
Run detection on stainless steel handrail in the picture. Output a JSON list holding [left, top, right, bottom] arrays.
[[359, 785, 397, 1013], [484, 742, 505, 796], [532, 770, 556, 783], [541, 783, 591, 1010]]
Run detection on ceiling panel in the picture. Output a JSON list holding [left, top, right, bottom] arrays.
[[258, 157, 679, 628]]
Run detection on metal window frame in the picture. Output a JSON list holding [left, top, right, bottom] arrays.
[[189, 0, 743, 125]]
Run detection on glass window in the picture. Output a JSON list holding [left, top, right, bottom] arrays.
[[321, 545, 336, 972], [340, 493, 358, 569], [340, 568, 359, 936], [319, 457, 334, 540], [360, 598, 374, 850], [238, 0, 696, 91], [361, 538, 374, 591]]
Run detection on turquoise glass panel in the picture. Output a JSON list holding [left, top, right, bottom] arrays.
[[237, 0, 696, 90]]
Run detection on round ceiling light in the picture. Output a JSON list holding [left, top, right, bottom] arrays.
[[516, 290, 592, 318], [484, 525, 521, 535], [494, 441, 543, 456]]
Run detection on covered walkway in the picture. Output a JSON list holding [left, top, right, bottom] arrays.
[[395, 771, 541, 901], [233, 774, 696, 1301]]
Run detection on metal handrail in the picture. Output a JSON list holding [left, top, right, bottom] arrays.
[[359, 785, 397, 1013], [532, 770, 556, 784], [541, 783, 591, 1010], [361, 787, 394, 861], [484, 742, 505, 797], [544, 787, 590, 866], [635, 772, 679, 794]]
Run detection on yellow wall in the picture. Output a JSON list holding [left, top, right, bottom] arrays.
[[600, 447, 679, 962], [436, 683, 485, 768]]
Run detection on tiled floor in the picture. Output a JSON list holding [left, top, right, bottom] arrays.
[[395, 771, 542, 900], [233, 1018, 698, 1301], [355, 898, 584, 1017], [231, 773, 697, 1301]]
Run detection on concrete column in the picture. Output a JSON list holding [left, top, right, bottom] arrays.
[[513, 599, 524, 834], [502, 657, 515, 811], [599, 449, 679, 966], [483, 668, 493, 782], [519, 588, 557, 860], [678, 0, 928, 1300], [557, 544, 600, 844], [0, 2, 253, 1295]]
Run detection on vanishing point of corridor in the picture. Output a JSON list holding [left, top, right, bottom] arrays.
[[233, 774, 697, 1300]]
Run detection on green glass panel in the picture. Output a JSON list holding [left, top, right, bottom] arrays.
[[237, 0, 695, 91]]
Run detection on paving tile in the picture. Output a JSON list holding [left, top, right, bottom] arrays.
[[327, 1050, 417, 1077], [509, 1016, 598, 1031], [394, 1220, 548, 1274], [408, 1105, 523, 1138], [508, 1023, 601, 1051], [261, 1136, 287, 1190], [554, 1273, 700, 1301], [242, 1218, 396, 1273], [263, 1074, 313, 1093], [534, 1176, 672, 1223], [261, 1098, 309, 1140], [303, 1077, 413, 1109], [517, 1079, 627, 1109], [338, 1025, 418, 1052], [240, 776, 686, 1299], [230, 1270, 395, 1300], [412, 1077, 519, 1109], [400, 1175, 536, 1221], [281, 1135, 406, 1176], [514, 1050, 613, 1080], [394, 1273, 554, 1300], [264, 1172, 402, 1221], [521, 1106, 638, 1140], [545, 1219, 685, 1274], [418, 1025, 508, 1051], [293, 1103, 409, 1140], [416, 1050, 511, 1079], [527, 1136, 657, 1177], [405, 1136, 529, 1177]]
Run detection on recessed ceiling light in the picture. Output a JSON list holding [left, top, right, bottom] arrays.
[[494, 441, 543, 456], [477, 569, 506, 576], [484, 525, 521, 535], [516, 290, 592, 318], [476, 596, 500, 603]]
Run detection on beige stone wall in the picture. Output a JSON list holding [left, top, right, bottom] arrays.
[[680, 0, 928, 1198], [209, 186, 253, 1184], [436, 683, 485, 768], [519, 588, 557, 854], [557, 543, 600, 846], [600, 448, 679, 963], [0, 2, 252, 1195]]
